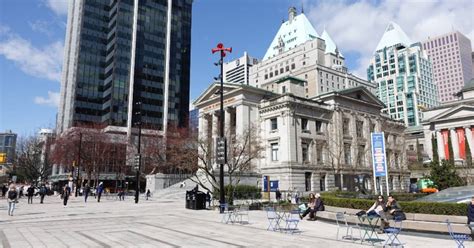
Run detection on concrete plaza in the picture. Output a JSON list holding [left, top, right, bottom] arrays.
[[0, 185, 468, 248]]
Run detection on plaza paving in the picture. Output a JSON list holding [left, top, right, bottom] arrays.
[[0, 185, 469, 248]]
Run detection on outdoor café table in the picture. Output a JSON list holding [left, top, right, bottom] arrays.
[[358, 214, 383, 245], [275, 209, 290, 231]]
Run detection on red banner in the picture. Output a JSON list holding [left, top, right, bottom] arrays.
[[441, 130, 450, 160], [456, 128, 466, 159]]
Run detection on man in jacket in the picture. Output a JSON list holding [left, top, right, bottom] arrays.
[[39, 184, 47, 204], [7, 184, 18, 216], [27, 184, 35, 204]]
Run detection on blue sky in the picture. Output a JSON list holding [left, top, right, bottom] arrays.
[[1, 0, 473, 136]]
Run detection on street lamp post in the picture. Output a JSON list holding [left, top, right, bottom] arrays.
[[134, 101, 142, 204], [212, 43, 232, 213], [75, 132, 82, 197]]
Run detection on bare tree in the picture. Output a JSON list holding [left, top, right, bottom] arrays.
[[15, 135, 52, 184], [187, 126, 263, 202]]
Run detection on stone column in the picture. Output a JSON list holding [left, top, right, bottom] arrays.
[[225, 107, 232, 137], [212, 111, 219, 138], [450, 128, 459, 160], [236, 104, 250, 136], [436, 130, 445, 160], [198, 113, 208, 140], [465, 126, 474, 158]]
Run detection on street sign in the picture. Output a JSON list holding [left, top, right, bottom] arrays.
[[215, 137, 227, 164], [134, 154, 141, 170]]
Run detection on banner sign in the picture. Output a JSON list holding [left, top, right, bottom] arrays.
[[371, 133, 387, 177], [441, 130, 450, 160], [263, 176, 269, 192], [269, 180, 279, 192], [456, 128, 466, 159]]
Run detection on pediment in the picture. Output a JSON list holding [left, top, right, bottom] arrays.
[[193, 82, 241, 106], [429, 105, 474, 122], [337, 86, 384, 107]]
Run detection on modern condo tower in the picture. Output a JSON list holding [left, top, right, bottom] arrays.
[[367, 22, 438, 127], [57, 0, 192, 136]]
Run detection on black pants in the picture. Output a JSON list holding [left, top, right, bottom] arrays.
[[97, 193, 102, 202], [302, 208, 317, 219], [28, 196, 33, 204], [40, 194, 45, 203], [85, 193, 89, 202], [63, 196, 69, 206]]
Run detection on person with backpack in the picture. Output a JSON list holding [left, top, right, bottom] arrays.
[[39, 184, 47, 204], [62, 185, 71, 207], [27, 184, 35, 204], [7, 184, 18, 216]]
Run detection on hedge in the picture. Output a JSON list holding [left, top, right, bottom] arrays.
[[213, 184, 261, 200], [321, 196, 467, 216], [320, 191, 428, 202]]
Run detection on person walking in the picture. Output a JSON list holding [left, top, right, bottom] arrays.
[[1, 184, 7, 198], [146, 189, 151, 200], [7, 184, 18, 216], [62, 185, 71, 207], [83, 184, 90, 203], [19, 185, 24, 198], [97, 182, 104, 202], [206, 191, 212, 208], [27, 184, 35, 204], [275, 188, 282, 202], [39, 184, 47, 204]]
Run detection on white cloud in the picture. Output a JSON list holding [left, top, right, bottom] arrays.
[[0, 31, 64, 82], [45, 0, 68, 16], [34, 91, 60, 107], [304, 0, 474, 78], [29, 20, 54, 36]]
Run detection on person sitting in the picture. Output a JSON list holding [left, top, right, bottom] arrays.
[[385, 195, 405, 220], [468, 196, 474, 240], [367, 195, 389, 233], [300, 193, 324, 221]]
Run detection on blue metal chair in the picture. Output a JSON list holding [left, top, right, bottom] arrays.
[[384, 216, 403, 247], [446, 219, 470, 248], [265, 207, 280, 231], [336, 212, 362, 242], [284, 210, 301, 234]]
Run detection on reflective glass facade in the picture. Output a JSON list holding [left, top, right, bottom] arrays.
[[58, 0, 192, 132]]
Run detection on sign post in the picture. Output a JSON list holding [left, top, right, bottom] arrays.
[[371, 132, 389, 196], [215, 137, 227, 165]]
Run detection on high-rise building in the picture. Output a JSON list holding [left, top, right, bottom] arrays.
[[250, 7, 375, 98], [422, 31, 473, 103], [223, 52, 259, 85], [367, 22, 438, 127], [57, 0, 193, 137]]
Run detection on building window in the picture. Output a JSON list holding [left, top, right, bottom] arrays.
[[317, 145, 323, 163], [358, 145, 366, 166], [344, 144, 351, 164], [282, 86, 286, 93], [301, 118, 308, 130], [356, 120, 364, 137], [270, 118, 278, 130], [343, 118, 350, 135], [291, 63, 295, 70], [302, 143, 309, 162], [271, 143, 279, 161], [316, 120, 322, 132]]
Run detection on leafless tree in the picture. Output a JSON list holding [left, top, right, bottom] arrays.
[[15, 135, 52, 184]]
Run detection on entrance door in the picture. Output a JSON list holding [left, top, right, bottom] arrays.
[[305, 172, 312, 192]]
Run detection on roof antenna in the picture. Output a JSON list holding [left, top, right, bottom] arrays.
[[301, 2, 304, 13]]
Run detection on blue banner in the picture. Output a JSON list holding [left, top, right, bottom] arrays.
[[270, 180, 279, 192], [263, 176, 269, 192], [371, 133, 387, 177]]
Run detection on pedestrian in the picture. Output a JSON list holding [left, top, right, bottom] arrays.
[[467, 196, 474, 240], [7, 184, 18, 216], [62, 185, 71, 207], [39, 184, 47, 204], [83, 183, 90, 203], [27, 184, 35, 204], [287, 191, 292, 203], [118, 188, 125, 201], [146, 189, 151, 200], [1, 184, 7, 198], [385, 195, 405, 221], [97, 182, 104, 202], [19, 185, 24, 198], [275, 188, 282, 202], [206, 191, 212, 208]]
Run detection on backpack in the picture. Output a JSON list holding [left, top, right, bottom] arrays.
[[8, 190, 17, 200]]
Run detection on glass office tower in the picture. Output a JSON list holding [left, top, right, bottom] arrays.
[[57, 0, 192, 135]]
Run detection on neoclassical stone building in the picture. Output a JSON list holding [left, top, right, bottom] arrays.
[[194, 77, 409, 193]]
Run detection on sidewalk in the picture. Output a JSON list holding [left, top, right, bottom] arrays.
[[0, 194, 469, 247]]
